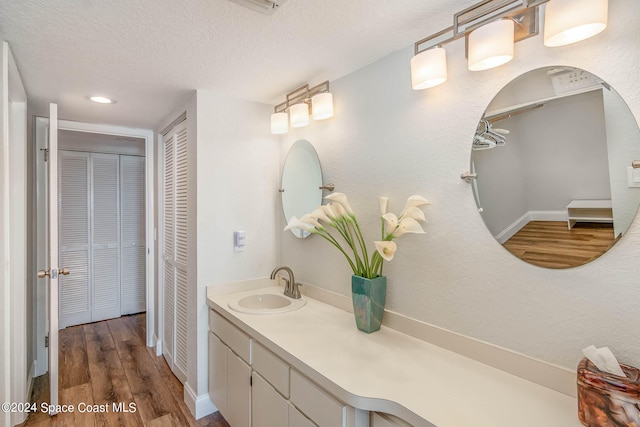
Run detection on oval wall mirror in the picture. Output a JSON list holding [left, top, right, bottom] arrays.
[[281, 140, 323, 238], [471, 66, 640, 269]]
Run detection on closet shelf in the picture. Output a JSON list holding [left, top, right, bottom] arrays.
[[484, 86, 602, 122], [566, 199, 613, 230]]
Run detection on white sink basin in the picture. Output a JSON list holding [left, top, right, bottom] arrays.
[[228, 292, 306, 315]]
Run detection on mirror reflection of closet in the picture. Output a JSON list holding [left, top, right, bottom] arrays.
[[471, 66, 640, 269], [281, 140, 323, 238]]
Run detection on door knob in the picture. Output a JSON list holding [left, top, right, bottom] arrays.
[[60, 267, 70, 276], [37, 269, 50, 278]]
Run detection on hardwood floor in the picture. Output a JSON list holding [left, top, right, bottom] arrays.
[[21, 314, 229, 427], [503, 221, 618, 269]]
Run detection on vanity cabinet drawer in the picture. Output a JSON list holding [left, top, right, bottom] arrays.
[[209, 309, 251, 363], [290, 370, 345, 427], [253, 341, 290, 398], [371, 412, 412, 427]]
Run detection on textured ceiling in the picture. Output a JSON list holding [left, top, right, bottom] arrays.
[[0, 0, 469, 129]]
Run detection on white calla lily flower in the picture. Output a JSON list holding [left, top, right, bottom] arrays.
[[392, 217, 425, 237], [401, 206, 426, 222], [284, 216, 316, 233], [374, 241, 397, 262], [379, 197, 389, 215], [400, 195, 430, 216], [300, 214, 322, 228], [332, 202, 349, 219], [325, 192, 354, 215], [311, 207, 331, 223], [382, 213, 398, 235]]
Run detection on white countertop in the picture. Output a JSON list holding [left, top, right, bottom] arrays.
[[207, 282, 581, 427]]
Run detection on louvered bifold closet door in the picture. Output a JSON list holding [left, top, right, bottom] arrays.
[[163, 127, 176, 372], [120, 155, 146, 315], [162, 119, 188, 384], [173, 123, 188, 382], [59, 151, 91, 328], [91, 153, 121, 322]]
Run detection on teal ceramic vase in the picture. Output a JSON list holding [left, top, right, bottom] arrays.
[[351, 275, 387, 333]]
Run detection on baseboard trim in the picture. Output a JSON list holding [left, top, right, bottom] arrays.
[[495, 210, 567, 244], [184, 382, 217, 420], [27, 360, 36, 400], [299, 281, 577, 398], [154, 335, 162, 356]]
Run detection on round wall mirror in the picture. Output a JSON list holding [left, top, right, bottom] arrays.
[[281, 140, 323, 238], [471, 66, 640, 269]]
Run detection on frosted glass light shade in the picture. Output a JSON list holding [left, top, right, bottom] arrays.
[[311, 93, 334, 120], [271, 112, 289, 134], [410, 47, 448, 90], [544, 0, 608, 47], [290, 103, 310, 128], [468, 19, 514, 71]]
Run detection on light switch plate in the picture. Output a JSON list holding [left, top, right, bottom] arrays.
[[627, 167, 640, 188], [234, 230, 246, 252]]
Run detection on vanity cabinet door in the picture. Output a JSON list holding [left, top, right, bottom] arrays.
[[289, 404, 316, 427], [252, 372, 288, 427], [227, 349, 251, 427], [290, 370, 345, 427], [208, 332, 228, 416]]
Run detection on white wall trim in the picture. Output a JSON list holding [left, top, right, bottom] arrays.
[[184, 381, 217, 420], [528, 210, 567, 222], [495, 212, 530, 244], [154, 335, 162, 356], [495, 210, 567, 244]]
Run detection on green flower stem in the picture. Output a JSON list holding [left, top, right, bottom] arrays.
[[316, 229, 358, 273], [351, 217, 371, 276]]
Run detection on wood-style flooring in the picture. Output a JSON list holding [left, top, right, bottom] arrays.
[[503, 221, 617, 269], [20, 314, 229, 427]]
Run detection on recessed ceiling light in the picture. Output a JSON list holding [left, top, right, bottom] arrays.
[[88, 96, 116, 104]]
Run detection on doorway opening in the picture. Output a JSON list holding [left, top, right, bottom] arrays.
[[34, 118, 155, 378]]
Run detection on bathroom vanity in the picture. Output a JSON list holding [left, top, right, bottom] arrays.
[[207, 279, 581, 427]]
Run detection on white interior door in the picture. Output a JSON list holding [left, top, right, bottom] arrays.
[[38, 103, 63, 410]]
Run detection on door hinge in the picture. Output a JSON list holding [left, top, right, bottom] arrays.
[[40, 148, 49, 162], [250, 374, 253, 387], [45, 335, 49, 348]]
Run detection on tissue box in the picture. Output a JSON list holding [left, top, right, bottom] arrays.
[[577, 357, 640, 427]]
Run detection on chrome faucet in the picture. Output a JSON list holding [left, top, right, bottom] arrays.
[[270, 266, 301, 299]]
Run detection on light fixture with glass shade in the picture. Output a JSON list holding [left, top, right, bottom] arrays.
[[270, 81, 333, 134], [290, 103, 310, 128], [409, 0, 608, 90], [311, 92, 334, 120], [468, 19, 515, 71], [544, 0, 608, 47], [271, 112, 289, 134], [410, 47, 448, 90]]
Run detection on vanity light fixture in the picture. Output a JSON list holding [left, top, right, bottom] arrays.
[[270, 81, 333, 134], [468, 19, 515, 71], [270, 112, 289, 134], [290, 103, 310, 128], [410, 0, 608, 89], [543, 0, 608, 47]]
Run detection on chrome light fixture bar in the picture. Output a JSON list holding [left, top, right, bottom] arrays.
[[271, 81, 334, 134], [411, 0, 608, 90]]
